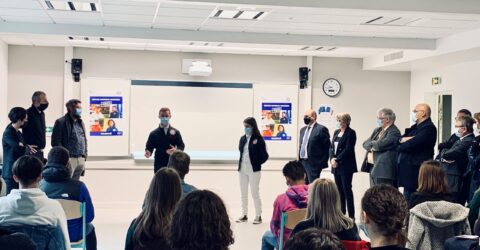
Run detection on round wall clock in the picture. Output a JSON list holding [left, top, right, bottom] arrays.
[[323, 78, 341, 97]]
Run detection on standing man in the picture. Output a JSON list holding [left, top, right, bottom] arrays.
[[436, 109, 471, 159], [23, 91, 48, 162], [397, 103, 437, 206], [145, 107, 185, 173], [299, 109, 331, 184], [52, 99, 87, 180]]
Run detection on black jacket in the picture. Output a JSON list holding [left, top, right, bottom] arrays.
[[23, 105, 46, 149], [51, 114, 88, 157], [1, 124, 26, 179], [441, 134, 475, 193], [145, 125, 185, 170], [299, 123, 331, 169], [397, 118, 437, 189], [409, 192, 454, 209], [238, 134, 269, 172], [329, 127, 357, 175]]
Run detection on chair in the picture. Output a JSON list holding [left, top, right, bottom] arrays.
[[278, 208, 307, 250], [57, 199, 86, 250], [342, 240, 370, 250]]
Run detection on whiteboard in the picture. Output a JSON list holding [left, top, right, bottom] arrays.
[[129, 82, 253, 155]]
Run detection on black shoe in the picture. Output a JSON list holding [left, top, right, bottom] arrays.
[[253, 216, 262, 224], [236, 215, 248, 223]]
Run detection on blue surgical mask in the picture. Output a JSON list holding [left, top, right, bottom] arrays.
[[358, 222, 370, 238], [160, 117, 170, 125], [455, 130, 462, 138], [75, 108, 82, 117], [411, 112, 417, 124], [245, 127, 253, 135], [336, 122, 341, 129], [376, 119, 383, 127]]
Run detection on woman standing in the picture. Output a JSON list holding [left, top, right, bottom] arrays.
[[329, 113, 357, 219], [236, 117, 269, 224]]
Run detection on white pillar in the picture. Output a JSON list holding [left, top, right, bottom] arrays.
[[0, 41, 8, 160]]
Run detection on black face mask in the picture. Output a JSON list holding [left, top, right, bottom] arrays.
[[303, 116, 311, 125], [38, 102, 49, 111]]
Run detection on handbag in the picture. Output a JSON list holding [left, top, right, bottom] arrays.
[[361, 152, 373, 173]]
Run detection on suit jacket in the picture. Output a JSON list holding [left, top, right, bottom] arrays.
[[238, 134, 269, 172], [299, 123, 331, 170], [441, 134, 475, 193], [145, 125, 185, 170], [1, 124, 26, 179], [329, 127, 357, 175], [362, 124, 401, 180], [51, 114, 88, 157], [397, 118, 437, 189]]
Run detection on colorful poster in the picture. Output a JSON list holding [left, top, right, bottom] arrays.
[[261, 102, 292, 141], [89, 96, 123, 136]]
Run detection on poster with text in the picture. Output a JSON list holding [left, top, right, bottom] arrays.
[[89, 96, 123, 136], [261, 102, 292, 141], [318, 104, 336, 135]]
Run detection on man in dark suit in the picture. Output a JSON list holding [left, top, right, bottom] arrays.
[[145, 107, 185, 173], [436, 109, 471, 159], [22, 91, 48, 162], [440, 115, 476, 204], [397, 103, 437, 206], [299, 109, 331, 184]]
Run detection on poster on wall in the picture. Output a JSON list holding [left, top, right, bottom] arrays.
[[261, 102, 292, 140], [317, 104, 336, 134], [89, 96, 123, 136]]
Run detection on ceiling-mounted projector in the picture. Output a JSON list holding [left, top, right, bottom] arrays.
[[188, 61, 212, 76]]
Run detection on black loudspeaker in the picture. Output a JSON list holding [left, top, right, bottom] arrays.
[[299, 67, 310, 89], [71, 59, 82, 82]]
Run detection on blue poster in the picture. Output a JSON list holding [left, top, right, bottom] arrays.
[[261, 102, 292, 141], [89, 96, 123, 136]]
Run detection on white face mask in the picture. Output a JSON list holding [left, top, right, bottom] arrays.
[[411, 112, 417, 124]]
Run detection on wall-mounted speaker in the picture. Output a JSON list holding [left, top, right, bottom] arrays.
[[71, 58, 82, 82], [299, 67, 310, 89]]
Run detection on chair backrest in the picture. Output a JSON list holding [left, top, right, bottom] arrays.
[[0, 225, 66, 250], [342, 240, 370, 250], [56, 199, 82, 220], [284, 208, 307, 230]]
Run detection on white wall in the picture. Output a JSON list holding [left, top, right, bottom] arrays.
[[0, 41, 8, 160], [312, 57, 411, 165]]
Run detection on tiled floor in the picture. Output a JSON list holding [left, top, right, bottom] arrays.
[[81, 159, 372, 250]]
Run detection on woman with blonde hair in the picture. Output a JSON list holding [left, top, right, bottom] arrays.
[[291, 178, 360, 241]]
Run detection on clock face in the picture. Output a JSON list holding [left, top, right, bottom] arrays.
[[323, 78, 341, 97]]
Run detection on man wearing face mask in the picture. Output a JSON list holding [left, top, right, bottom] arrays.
[[435, 109, 471, 160], [23, 91, 48, 162], [52, 99, 88, 180], [440, 115, 476, 204], [145, 107, 185, 173], [299, 109, 331, 184], [397, 103, 437, 206]]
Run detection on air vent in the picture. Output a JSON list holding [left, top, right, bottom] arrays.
[[384, 51, 404, 62], [68, 36, 105, 42], [44, 1, 101, 12], [299, 46, 337, 52], [210, 9, 267, 20], [363, 16, 419, 26]]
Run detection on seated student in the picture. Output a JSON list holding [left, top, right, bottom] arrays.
[[469, 188, 480, 230], [125, 168, 181, 250], [262, 160, 309, 250], [360, 184, 409, 250], [284, 228, 345, 250], [170, 190, 234, 250], [40, 146, 97, 250], [0, 155, 70, 249], [291, 178, 360, 241], [167, 150, 197, 196], [409, 160, 454, 209], [0, 228, 36, 250]]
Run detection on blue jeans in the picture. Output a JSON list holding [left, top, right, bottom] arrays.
[[262, 231, 278, 250]]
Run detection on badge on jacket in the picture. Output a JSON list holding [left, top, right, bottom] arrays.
[[253, 139, 258, 145], [170, 129, 176, 136]]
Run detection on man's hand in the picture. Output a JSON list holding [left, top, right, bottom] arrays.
[[400, 136, 414, 143], [166, 145, 177, 155], [145, 150, 152, 158], [28, 145, 38, 154], [330, 158, 338, 168]]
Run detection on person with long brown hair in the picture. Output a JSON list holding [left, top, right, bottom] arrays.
[[124, 168, 182, 250], [361, 184, 408, 250], [291, 178, 360, 241], [409, 160, 453, 209]]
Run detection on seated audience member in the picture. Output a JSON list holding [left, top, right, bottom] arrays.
[[170, 190, 234, 250], [468, 188, 480, 229], [0, 155, 70, 249], [40, 146, 97, 249], [284, 228, 345, 250], [125, 168, 181, 250], [409, 160, 454, 209], [262, 161, 309, 250], [361, 184, 408, 250], [291, 178, 360, 241], [0, 228, 36, 250], [167, 150, 197, 196]]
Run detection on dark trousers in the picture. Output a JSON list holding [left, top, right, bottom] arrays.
[[403, 187, 416, 208], [86, 226, 97, 250], [301, 159, 322, 184], [4, 178, 18, 195], [334, 173, 355, 219]]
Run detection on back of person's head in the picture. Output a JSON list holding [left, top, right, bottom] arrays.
[[361, 184, 408, 245], [13, 156, 43, 187], [417, 160, 449, 194], [170, 190, 234, 250], [284, 228, 345, 250], [47, 146, 70, 166], [0, 228, 36, 250], [133, 168, 181, 246], [307, 179, 354, 233], [167, 150, 191, 179], [8, 107, 27, 123], [458, 109, 472, 117], [282, 160, 305, 184]]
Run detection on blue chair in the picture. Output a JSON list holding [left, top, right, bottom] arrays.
[[57, 199, 86, 250], [0, 224, 66, 250], [278, 208, 307, 250]]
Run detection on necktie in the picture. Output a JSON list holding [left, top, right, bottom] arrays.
[[300, 127, 311, 158]]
